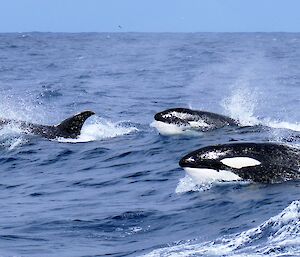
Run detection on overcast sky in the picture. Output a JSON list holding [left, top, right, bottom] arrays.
[[1, 0, 300, 32]]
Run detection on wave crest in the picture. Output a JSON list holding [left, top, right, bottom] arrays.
[[144, 201, 300, 257]]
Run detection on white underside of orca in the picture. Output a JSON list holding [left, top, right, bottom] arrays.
[[184, 167, 242, 183], [151, 121, 185, 135], [220, 157, 261, 169], [151, 121, 206, 136]]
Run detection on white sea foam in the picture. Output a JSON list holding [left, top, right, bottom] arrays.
[[176, 174, 250, 194], [143, 201, 300, 257], [175, 175, 213, 193]]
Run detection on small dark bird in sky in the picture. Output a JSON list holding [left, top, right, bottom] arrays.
[[118, 25, 122, 29]]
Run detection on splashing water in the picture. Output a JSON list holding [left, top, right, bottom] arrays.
[[0, 124, 28, 150], [176, 175, 213, 193], [56, 118, 138, 143], [144, 201, 300, 257], [0, 90, 48, 123], [222, 87, 260, 126], [222, 87, 300, 139], [176, 175, 251, 194], [7, 137, 25, 151], [266, 120, 300, 132]]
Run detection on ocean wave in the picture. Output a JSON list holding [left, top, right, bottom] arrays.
[[143, 201, 300, 257]]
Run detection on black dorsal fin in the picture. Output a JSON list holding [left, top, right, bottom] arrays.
[[56, 110, 95, 138]]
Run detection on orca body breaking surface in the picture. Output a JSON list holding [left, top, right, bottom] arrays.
[[153, 108, 238, 135], [179, 142, 300, 183], [0, 110, 95, 139]]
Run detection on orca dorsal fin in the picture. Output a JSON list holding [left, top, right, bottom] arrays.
[[56, 110, 95, 138]]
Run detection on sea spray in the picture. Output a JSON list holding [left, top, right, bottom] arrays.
[[222, 86, 260, 126]]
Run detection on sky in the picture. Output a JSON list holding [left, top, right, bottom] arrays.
[[1, 0, 300, 32]]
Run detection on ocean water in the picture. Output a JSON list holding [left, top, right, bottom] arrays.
[[0, 33, 300, 257]]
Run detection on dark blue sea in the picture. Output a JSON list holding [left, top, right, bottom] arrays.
[[0, 33, 300, 257]]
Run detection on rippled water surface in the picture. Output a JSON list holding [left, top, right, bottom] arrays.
[[0, 33, 300, 256]]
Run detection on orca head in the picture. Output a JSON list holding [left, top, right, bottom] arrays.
[[153, 108, 210, 135], [153, 108, 237, 136], [179, 143, 273, 183], [152, 108, 191, 135]]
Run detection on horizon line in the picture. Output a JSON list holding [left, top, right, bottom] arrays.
[[1, 31, 300, 34]]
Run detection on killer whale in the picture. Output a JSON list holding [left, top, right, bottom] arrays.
[[0, 110, 95, 139], [153, 108, 238, 135], [179, 142, 300, 183]]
